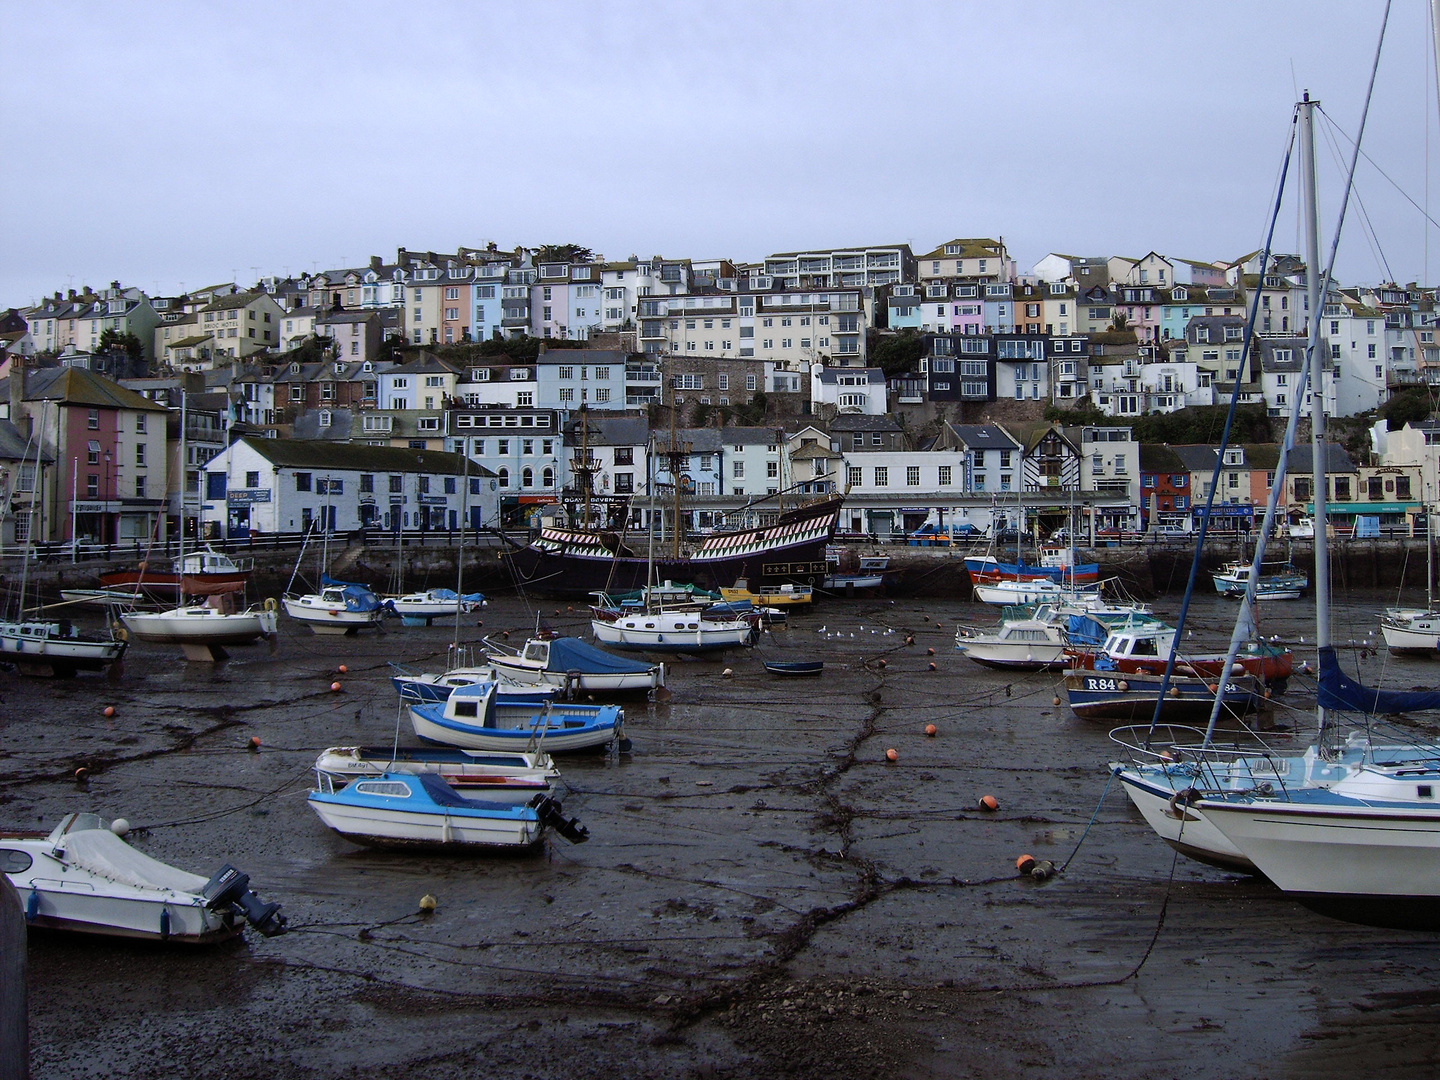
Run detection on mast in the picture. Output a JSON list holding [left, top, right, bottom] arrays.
[[178, 389, 187, 588], [452, 439, 469, 652], [1300, 93, 1332, 742], [657, 355, 691, 562]]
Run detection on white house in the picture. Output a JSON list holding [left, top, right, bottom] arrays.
[[199, 437, 499, 538], [811, 366, 887, 414]]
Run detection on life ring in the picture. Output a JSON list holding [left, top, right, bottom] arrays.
[[263, 597, 278, 613]]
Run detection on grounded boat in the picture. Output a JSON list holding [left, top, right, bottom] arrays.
[[487, 635, 666, 694], [503, 496, 843, 599], [762, 660, 824, 677], [284, 581, 385, 635], [956, 615, 1068, 670], [390, 662, 559, 704], [590, 608, 756, 651], [99, 546, 255, 598], [308, 771, 587, 850], [964, 552, 1100, 587], [2, 812, 286, 942], [1064, 668, 1267, 723], [973, 578, 1102, 606], [386, 588, 486, 626], [120, 597, 278, 661], [409, 681, 624, 753], [1212, 559, 1307, 601], [822, 554, 898, 594], [0, 619, 125, 676], [1066, 623, 1293, 688], [719, 579, 813, 607], [313, 745, 560, 802], [1380, 608, 1440, 653]]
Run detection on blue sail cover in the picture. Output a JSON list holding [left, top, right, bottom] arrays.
[[429, 588, 486, 604], [1066, 614, 1111, 647], [1318, 645, 1440, 714], [545, 636, 658, 675]]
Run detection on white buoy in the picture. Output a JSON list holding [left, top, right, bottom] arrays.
[[110, 818, 130, 837]]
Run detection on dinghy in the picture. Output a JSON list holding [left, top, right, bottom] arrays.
[[486, 635, 666, 694], [762, 660, 824, 677], [1, 813, 286, 942], [314, 745, 560, 802]]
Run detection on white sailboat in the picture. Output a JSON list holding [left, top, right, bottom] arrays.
[[281, 487, 384, 635], [1380, 502, 1440, 653], [120, 391, 278, 660]]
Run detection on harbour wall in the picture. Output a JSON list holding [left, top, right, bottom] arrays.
[[10, 534, 1435, 604]]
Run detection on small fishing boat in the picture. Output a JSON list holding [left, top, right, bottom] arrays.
[[308, 771, 588, 850], [1380, 609, 1440, 653], [313, 746, 560, 803], [409, 681, 624, 753], [590, 608, 756, 651], [822, 554, 897, 594], [0, 619, 125, 676], [58, 587, 163, 609], [964, 553, 1100, 586], [762, 660, 824, 677], [486, 635, 666, 694], [283, 581, 385, 635], [1064, 668, 1267, 723], [1, 812, 286, 942], [1212, 558, 1307, 601], [1066, 623, 1293, 688], [386, 589, 487, 626], [98, 546, 255, 599], [972, 578, 1102, 606]]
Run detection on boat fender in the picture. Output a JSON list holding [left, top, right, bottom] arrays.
[[1030, 859, 1057, 882], [263, 597, 278, 614], [25, 889, 38, 922], [114, 627, 128, 643], [1117, 681, 1129, 692], [1231, 663, 1245, 676], [160, 906, 170, 941]]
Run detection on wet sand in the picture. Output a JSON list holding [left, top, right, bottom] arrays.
[[7, 591, 1440, 1079]]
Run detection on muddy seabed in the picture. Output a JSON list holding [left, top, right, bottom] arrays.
[[7, 591, 1440, 1080]]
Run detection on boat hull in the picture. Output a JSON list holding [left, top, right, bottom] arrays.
[[486, 656, 663, 693], [409, 704, 621, 754], [0, 622, 125, 673], [120, 608, 277, 646], [590, 616, 753, 651], [308, 795, 543, 849], [283, 597, 384, 635], [1201, 799, 1440, 930], [503, 498, 842, 599], [1064, 671, 1265, 722], [1113, 768, 1256, 873], [1381, 617, 1440, 654], [959, 642, 1068, 670]]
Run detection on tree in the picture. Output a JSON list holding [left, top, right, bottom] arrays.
[[870, 329, 927, 377], [1109, 312, 1130, 332], [97, 328, 144, 363], [533, 244, 594, 264], [1384, 386, 1435, 430]]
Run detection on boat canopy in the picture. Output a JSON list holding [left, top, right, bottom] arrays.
[[1318, 645, 1440, 714], [61, 823, 209, 893], [544, 636, 661, 675]]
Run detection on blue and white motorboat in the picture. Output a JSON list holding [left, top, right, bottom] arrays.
[[308, 770, 587, 849], [313, 745, 561, 803], [409, 681, 624, 753], [386, 588, 487, 626], [1212, 559, 1307, 601], [390, 662, 559, 705]]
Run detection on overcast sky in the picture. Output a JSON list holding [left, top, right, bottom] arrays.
[[3, 1, 1436, 306]]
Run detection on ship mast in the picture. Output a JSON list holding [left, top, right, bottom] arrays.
[[658, 355, 691, 561], [569, 403, 598, 532]]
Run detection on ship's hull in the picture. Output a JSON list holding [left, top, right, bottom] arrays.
[[504, 499, 842, 599]]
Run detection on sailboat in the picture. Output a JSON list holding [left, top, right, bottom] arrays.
[[1379, 502, 1440, 653], [0, 399, 125, 676], [281, 476, 384, 635], [120, 391, 278, 660]]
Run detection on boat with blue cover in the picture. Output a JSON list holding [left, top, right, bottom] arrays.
[[284, 575, 386, 635], [308, 770, 588, 849], [313, 745, 560, 803], [409, 681, 624, 753], [390, 661, 559, 704], [486, 635, 665, 694]]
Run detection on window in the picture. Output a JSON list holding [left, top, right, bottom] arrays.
[[614, 472, 634, 494], [767, 461, 779, 478], [135, 414, 146, 433], [874, 466, 888, 486], [389, 474, 403, 493], [497, 439, 510, 454], [359, 474, 373, 493], [938, 465, 952, 486], [733, 461, 744, 479], [559, 388, 575, 403], [87, 440, 100, 465], [134, 476, 146, 498], [521, 467, 534, 488], [1334, 476, 1351, 501], [719, 374, 729, 391], [87, 409, 99, 430], [906, 466, 920, 486], [135, 443, 145, 466], [86, 474, 98, 497], [295, 472, 312, 492], [847, 466, 862, 487], [746, 374, 757, 391]]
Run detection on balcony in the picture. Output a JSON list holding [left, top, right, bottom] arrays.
[[626, 370, 662, 383], [626, 394, 660, 407]]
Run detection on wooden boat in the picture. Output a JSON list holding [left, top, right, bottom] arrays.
[[590, 608, 755, 651], [99, 546, 255, 598], [308, 771, 588, 850], [720, 579, 813, 607], [2, 813, 285, 942], [409, 682, 624, 754], [762, 660, 823, 677], [1064, 668, 1267, 722], [502, 497, 842, 599]]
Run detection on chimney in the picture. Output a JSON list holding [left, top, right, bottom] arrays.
[[8, 364, 24, 433], [369, 255, 382, 272], [67, 289, 76, 300]]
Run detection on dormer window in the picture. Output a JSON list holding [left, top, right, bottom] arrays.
[[290, 362, 300, 374], [333, 362, 345, 374], [362, 361, 373, 372], [1222, 449, 1243, 466]]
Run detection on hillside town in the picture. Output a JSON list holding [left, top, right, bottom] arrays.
[[2, 238, 1439, 550]]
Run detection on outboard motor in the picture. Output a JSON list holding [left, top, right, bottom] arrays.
[[529, 795, 590, 844], [201, 864, 288, 936]]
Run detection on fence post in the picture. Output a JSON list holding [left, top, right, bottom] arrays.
[[0, 873, 28, 1080]]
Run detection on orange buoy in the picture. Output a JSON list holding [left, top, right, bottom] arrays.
[[878, 659, 887, 668], [926, 647, 935, 656], [1016, 854, 1037, 875], [905, 636, 915, 646], [338, 664, 348, 674], [1169, 686, 1181, 697], [330, 681, 342, 692], [924, 723, 937, 737], [1052, 695, 1061, 706], [885, 748, 899, 762], [248, 736, 262, 751], [567, 606, 574, 613], [927, 662, 937, 671], [978, 794, 999, 811], [934, 622, 943, 630], [102, 706, 116, 718]]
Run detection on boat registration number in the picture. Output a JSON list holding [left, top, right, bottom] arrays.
[[1084, 677, 1121, 692]]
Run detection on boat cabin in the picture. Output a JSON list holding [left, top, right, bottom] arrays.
[[1102, 625, 1178, 661]]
